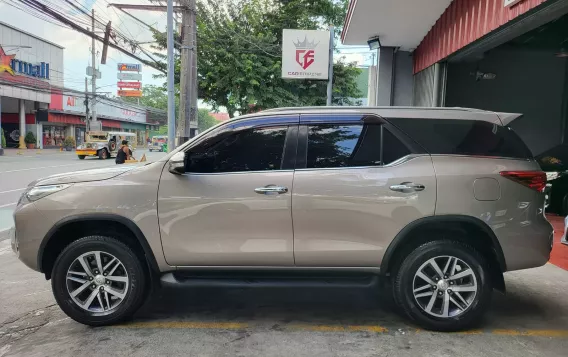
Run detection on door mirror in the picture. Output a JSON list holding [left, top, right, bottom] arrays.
[[168, 152, 186, 175]]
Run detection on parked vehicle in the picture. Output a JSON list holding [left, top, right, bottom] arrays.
[[149, 135, 167, 152], [12, 107, 553, 331], [76, 131, 137, 160]]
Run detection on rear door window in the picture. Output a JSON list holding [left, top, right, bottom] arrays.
[[389, 118, 533, 159]]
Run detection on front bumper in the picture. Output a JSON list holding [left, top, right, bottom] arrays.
[[76, 149, 97, 156]]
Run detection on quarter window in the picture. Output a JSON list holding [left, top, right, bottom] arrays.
[[306, 124, 411, 169], [187, 126, 288, 173]]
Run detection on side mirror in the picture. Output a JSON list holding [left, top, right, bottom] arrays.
[[168, 152, 186, 175]]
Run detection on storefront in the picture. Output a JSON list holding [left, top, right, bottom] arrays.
[[0, 21, 64, 152]]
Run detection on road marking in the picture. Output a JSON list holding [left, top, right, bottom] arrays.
[[0, 188, 26, 194], [0, 202, 16, 208], [0, 164, 79, 174], [112, 322, 568, 338], [115, 321, 249, 329]]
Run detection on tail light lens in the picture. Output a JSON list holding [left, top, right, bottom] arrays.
[[500, 171, 547, 192]]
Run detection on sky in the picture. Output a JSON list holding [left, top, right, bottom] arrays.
[[0, 0, 374, 99]]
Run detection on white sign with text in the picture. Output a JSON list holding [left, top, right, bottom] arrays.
[[282, 29, 330, 80]]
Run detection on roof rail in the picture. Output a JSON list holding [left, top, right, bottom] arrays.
[[260, 106, 491, 113]]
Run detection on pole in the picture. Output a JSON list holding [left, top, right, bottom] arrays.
[[190, 0, 198, 137], [326, 25, 334, 106], [91, 9, 97, 125], [85, 77, 90, 132], [167, 0, 176, 152], [0, 97, 3, 156], [177, 0, 191, 145]]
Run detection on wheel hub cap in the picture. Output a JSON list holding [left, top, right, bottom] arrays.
[[437, 279, 449, 291], [94, 275, 105, 285]]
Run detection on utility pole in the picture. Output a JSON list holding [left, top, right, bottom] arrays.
[[167, 0, 176, 152], [91, 9, 98, 126], [326, 25, 334, 106], [85, 78, 90, 132], [177, 0, 191, 145], [190, 0, 198, 137]]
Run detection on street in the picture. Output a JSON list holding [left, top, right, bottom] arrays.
[[1, 149, 568, 357]]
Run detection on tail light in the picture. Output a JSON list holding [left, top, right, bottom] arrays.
[[500, 171, 547, 192]]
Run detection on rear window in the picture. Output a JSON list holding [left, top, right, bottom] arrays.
[[389, 118, 533, 159]]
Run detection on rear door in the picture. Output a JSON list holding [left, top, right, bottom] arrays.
[[292, 114, 436, 267]]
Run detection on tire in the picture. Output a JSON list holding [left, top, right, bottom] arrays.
[[98, 149, 108, 160], [393, 240, 492, 331], [51, 236, 146, 326], [78, 155, 86, 160]]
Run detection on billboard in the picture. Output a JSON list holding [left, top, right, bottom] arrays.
[[117, 73, 142, 81], [118, 63, 142, 72], [282, 29, 330, 80], [117, 81, 141, 89], [117, 90, 142, 97]]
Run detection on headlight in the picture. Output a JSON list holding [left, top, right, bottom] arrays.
[[18, 184, 71, 205]]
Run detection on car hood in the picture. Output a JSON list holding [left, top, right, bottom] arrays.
[[29, 165, 140, 186]]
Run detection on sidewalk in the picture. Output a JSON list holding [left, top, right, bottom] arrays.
[[548, 214, 568, 270], [0, 148, 76, 157]]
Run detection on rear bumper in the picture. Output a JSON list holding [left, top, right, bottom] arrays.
[[500, 217, 554, 272]]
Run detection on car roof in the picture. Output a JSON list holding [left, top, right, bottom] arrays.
[[231, 106, 522, 126]]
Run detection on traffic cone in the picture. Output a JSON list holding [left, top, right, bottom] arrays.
[[140, 154, 147, 162]]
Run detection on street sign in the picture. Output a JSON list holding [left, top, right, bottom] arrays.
[[117, 73, 142, 80], [118, 63, 142, 72], [86, 66, 101, 79], [281, 29, 330, 80], [117, 81, 141, 89], [118, 90, 142, 97]]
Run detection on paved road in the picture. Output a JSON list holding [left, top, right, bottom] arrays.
[[1, 149, 568, 356], [0, 149, 166, 233]]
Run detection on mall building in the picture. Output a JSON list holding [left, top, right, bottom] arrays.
[[342, 0, 568, 162], [0, 21, 158, 152]]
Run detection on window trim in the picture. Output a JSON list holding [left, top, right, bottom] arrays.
[[294, 154, 427, 172]]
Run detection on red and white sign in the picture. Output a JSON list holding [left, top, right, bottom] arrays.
[[117, 81, 141, 89], [282, 29, 329, 80]]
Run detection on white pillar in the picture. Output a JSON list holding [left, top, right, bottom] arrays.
[[19, 99, 26, 149], [37, 122, 42, 149]]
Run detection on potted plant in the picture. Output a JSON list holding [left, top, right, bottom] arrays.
[[24, 131, 36, 149], [63, 136, 76, 151]]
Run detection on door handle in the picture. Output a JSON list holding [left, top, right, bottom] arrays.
[[254, 185, 288, 195], [389, 182, 425, 192]]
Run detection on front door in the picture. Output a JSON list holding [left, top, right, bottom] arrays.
[[292, 116, 436, 267], [158, 122, 297, 266]]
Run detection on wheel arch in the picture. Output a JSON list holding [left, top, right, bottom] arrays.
[[381, 215, 506, 291], [38, 214, 160, 279]]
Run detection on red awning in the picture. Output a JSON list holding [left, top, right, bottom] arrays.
[[0, 113, 35, 124], [100, 119, 121, 128], [48, 113, 83, 125]]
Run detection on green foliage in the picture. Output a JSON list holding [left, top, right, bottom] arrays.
[[122, 85, 170, 110], [152, 0, 361, 117], [198, 109, 219, 132], [24, 131, 36, 144], [63, 136, 76, 148], [1, 129, 5, 148]]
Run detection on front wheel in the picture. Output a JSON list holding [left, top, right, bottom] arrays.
[[393, 240, 492, 331], [78, 155, 85, 160], [51, 236, 147, 326], [98, 149, 108, 160]]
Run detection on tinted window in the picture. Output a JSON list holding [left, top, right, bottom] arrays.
[[390, 118, 532, 159], [187, 126, 288, 173], [306, 124, 410, 168]]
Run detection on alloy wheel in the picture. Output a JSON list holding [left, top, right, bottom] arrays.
[[66, 251, 129, 314], [412, 255, 478, 318]]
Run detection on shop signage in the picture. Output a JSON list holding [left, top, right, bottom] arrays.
[[117, 90, 142, 97], [117, 72, 142, 81], [282, 29, 329, 80], [0, 45, 50, 79], [118, 63, 142, 72], [62, 94, 146, 123], [117, 81, 141, 89], [504, 0, 523, 7]]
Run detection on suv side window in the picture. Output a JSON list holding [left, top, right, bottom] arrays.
[[187, 126, 288, 173], [306, 124, 411, 169], [389, 118, 533, 159]]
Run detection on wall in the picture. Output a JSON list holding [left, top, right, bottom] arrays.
[[445, 45, 567, 155], [0, 22, 64, 103], [393, 51, 414, 106]]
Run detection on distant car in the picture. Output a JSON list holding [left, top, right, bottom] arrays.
[[149, 135, 167, 152], [11, 107, 553, 331]]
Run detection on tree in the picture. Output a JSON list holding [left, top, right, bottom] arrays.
[[152, 0, 362, 117], [198, 109, 219, 132]]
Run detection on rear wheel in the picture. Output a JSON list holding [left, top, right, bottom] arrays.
[[51, 236, 146, 326], [98, 148, 108, 160], [78, 155, 85, 160], [393, 240, 492, 331]]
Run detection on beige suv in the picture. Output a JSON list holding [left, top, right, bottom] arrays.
[[11, 107, 553, 331]]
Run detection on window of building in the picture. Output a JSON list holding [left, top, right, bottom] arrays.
[[306, 124, 411, 169], [187, 126, 288, 173]]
